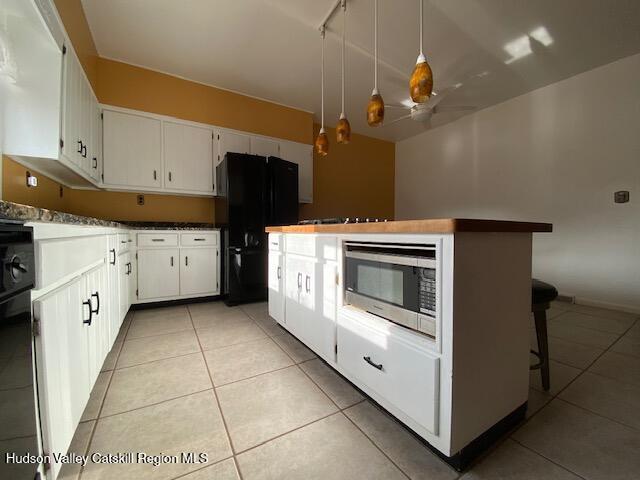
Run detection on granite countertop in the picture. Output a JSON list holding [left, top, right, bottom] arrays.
[[0, 201, 216, 230], [266, 218, 553, 234]]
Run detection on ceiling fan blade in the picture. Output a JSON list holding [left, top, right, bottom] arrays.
[[433, 105, 476, 114], [385, 103, 409, 109], [384, 113, 412, 126]]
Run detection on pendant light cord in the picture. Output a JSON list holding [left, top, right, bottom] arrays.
[[374, 0, 378, 90], [321, 26, 325, 128], [341, 1, 346, 115], [419, 0, 423, 56]]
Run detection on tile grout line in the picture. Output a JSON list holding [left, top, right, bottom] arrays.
[[186, 304, 244, 480], [78, 310, 135, 480], [168, 455, 235, 480], [509, 437, 589, 480]]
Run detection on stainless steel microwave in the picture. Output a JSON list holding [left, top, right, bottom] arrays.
[[344, 242, 438, 338]]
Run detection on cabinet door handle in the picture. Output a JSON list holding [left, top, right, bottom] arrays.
[[185, 256, 188, 266], [91, 292, 100, 315], [82, 300, 93, 325], [170, 256, 174, 267], [363, 356, 383, 371], [77, 140, 83, 153], [168, 171, 172, 182], [153, 170, 157, 180], [126, 262, 131, 275], [297, 272, 302, 289], [109, 248, 116, 265], [305, 275, 310, 293], [277, 266, 281, 279], [81, 144, 87, 158], [92, 157, 97, 169]]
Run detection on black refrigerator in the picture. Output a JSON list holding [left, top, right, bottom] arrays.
[[216, 153, 298, 305]]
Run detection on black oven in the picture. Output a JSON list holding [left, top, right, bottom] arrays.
[[344, 242, 438, 337], [0, 221, 39, 480]]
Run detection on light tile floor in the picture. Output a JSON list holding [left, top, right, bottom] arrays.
[[59, 300, 640, 479]]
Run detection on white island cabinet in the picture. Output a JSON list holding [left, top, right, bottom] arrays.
[[267, 218, 552, 470]]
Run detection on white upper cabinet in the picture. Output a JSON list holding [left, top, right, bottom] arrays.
[[103, 110, 163, 189], [164, 122, 214, 193], [250, 137, 280, 157], [280, 141, 313, 203], [216, 130, 251, 166]]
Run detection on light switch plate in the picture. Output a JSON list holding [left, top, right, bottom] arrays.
[[614, 191, 629, 203]]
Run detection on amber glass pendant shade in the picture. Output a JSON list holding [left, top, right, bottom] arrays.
[[367, 91, 385, 127], [315, 128, 329, 156], [336, 115, 351, 144], [410, 54, 433, 103]]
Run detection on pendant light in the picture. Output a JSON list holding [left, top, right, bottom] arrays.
[[315, 26, 329, 156], [367, 0, 384, 126], [409, 0, 433, 103], [336, 0, 351, 144]]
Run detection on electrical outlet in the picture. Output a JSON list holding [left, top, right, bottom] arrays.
[[137, 194, 145, 205], [614, 191, 629, 203], [25, 172, 38, 188]]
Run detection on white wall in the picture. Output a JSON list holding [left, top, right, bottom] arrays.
[[396, 53, 640, 312]]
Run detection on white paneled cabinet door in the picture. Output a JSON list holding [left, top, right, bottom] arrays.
[[268, 251, 285, 324], [103, 110, 162, 188], [88, 100, 102, 182], [284, 255, 305, 337], [138, 248, 180, 299], [34, 275, 90, 479], [251, 137, 280, 157], [118, 251, 131, 322], [279, 141, 313, 203], [164, 122, 214, 193], [179, 248, 217, 296], [107, 235, 120, 344], [85, 263, 109, 384], [61, 46, 81, 167], [216, 130, 250, 167]]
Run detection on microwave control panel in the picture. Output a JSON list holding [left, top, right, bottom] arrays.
[[418, 268, 437, 317]]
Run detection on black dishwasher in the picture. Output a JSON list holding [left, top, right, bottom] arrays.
[[0, 221, 39, 479]]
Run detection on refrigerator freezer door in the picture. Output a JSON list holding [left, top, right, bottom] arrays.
[[267, 157, 299, 226], [226, 247, 267, 304]]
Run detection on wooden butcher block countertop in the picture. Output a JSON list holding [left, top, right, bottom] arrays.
[[265, 218, 553, 234]]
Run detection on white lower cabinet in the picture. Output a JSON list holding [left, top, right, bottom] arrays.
[[337, 312, 440, 436], [180, 248, 218, 296], [85, 263, 109, 386], [135, 230, 220, 303], [118, 250, 132, 319], [282, 247, 336, 362], [137, 248, 180, 300], [107, 235, 120, 343], [268, 251, 284, 324]]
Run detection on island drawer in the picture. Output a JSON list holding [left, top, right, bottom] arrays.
[[337, 312, 440, 435], [137, 233, 178, 247], [181, 232, 217, 246], [268, 233, 282, 252]]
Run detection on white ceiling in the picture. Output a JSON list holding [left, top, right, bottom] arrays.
[[81, 0, 640, 142]]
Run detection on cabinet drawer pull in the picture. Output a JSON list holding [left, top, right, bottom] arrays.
[[277, 266, 281, 279], [151, 238, 165, 242], [297, 272, 302, 289], [82, 300, 93, 325], [91, 292, 100, 315], [120, 240, 127, 244], [363, 356, 383, 371], [305, 275, 310, 293], [194, 238, 206, 242]]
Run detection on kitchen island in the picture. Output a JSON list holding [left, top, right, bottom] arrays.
[[266, 218, 551, 470]]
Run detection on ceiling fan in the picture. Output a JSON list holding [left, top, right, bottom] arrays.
[[384, 85, 476, 127]]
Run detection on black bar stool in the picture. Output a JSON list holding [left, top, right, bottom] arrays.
[[531, 279, 558, 391]]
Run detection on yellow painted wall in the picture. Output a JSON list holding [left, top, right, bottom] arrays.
[[300, 125, 395, 221], [2, 0, 394, 223]]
